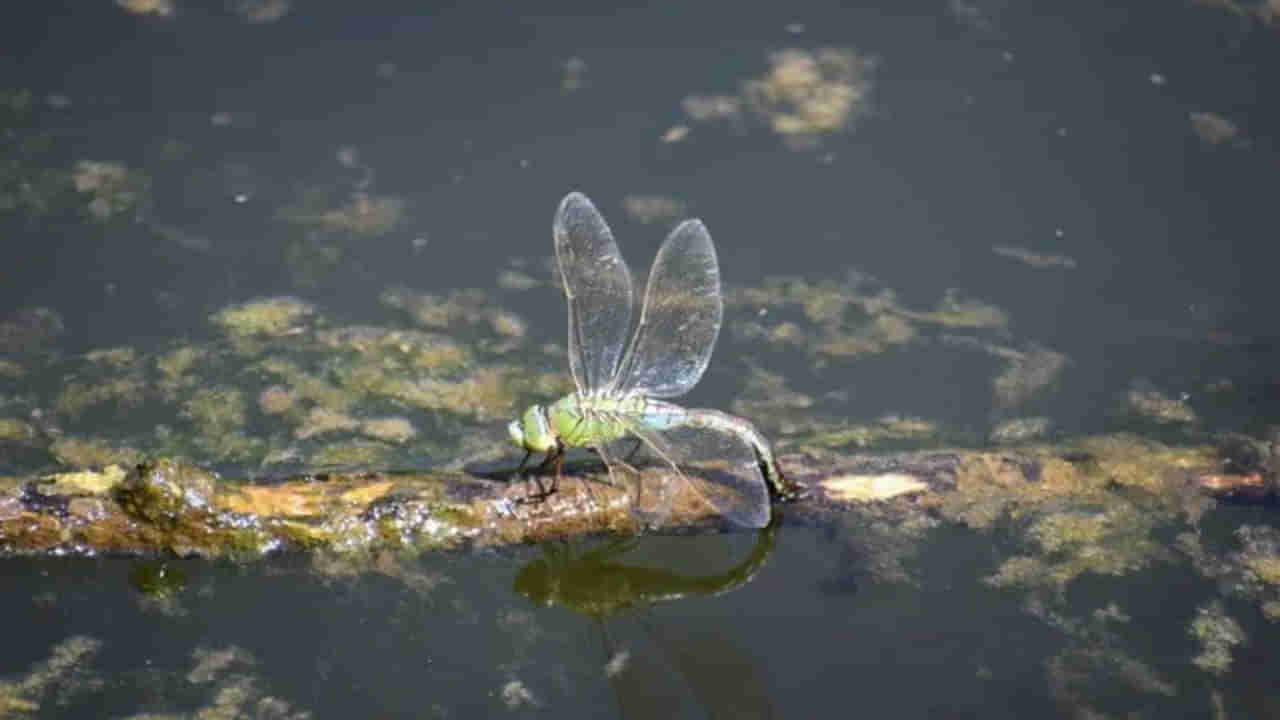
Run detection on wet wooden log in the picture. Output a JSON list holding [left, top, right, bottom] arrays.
[[1, 432, 1269, 559]]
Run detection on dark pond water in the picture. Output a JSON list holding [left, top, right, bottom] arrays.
[[3, 0, 1280, 717]]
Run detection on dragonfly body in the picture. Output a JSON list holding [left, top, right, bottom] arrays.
[[509, 192, 797, 528], [518, 395, 787, 487]]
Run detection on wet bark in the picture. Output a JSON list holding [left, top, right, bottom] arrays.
[[0, 436, 1270, 559]]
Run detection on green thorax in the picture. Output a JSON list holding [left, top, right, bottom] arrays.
[[546, 393, 650, 449]]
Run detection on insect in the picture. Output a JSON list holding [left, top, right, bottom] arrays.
[[507, 192, 799, 528]]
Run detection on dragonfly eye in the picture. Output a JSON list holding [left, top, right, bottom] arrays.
[[507, 419, 526, 449]]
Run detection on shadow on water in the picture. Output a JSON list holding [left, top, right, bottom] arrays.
[[513, 518, 781, 719]]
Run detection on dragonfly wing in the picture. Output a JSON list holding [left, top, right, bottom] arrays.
[[611, 219, 721, 399], [555, 192, 633, 395], [620, 408, 770, 529]]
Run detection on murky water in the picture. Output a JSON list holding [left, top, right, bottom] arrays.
[[3, 0, 1280, 717]]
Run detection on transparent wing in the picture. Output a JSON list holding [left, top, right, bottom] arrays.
[[618, 405, 771, 529], [610, 219, 721, 399], [555, 192, 633, 395]]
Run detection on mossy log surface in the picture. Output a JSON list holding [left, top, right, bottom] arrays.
[[0, 438, 1270, 559]]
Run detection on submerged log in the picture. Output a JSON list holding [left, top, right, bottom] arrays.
[[0, 431, 1269, 559]]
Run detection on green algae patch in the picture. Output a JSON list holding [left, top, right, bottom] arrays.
[[54, 376, 147, 417], [210, 296, 315, 344], [276, 184, 405, 236], [38, 465, 127, 496], [1236, 526, 1280, 586], [1038, 603, 1175, 717], [1184, 525, 1280, 622], [155, 345, 207, 396], [0, 417, 38, 444], [1072, 434, 1213, 493], [181, 386, 262, 461], [0, 635, 102, 717], [50, 436, 145, 468], [0, 357, 25, 377], [311, 439, 395, 468], [922, 435, 1216, 533], [1189, 601, 1245, 674], [130, 562, 189, 616], [986, 502, 1172, 590], [785, 414, 939, 452]]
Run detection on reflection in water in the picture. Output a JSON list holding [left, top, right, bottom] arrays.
[[514, 517, 780, 719]]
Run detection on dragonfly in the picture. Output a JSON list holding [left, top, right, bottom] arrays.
[[507, 191, 799, 528]]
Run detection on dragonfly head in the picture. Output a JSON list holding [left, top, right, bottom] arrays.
[[509, 404, 555, 453]]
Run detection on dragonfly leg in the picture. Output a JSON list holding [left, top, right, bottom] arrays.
[[622, 437, 643, 464], [518, 445, 564, 504], [549, 446, 564, 495]]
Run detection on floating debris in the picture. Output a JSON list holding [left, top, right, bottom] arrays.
[[681, 94, 742, 124], [949, 0, 995, 32], [360, 416, 417, 444], [604, 650, 630, 677], [497, 268, 540, 291], [490, 310, 527, 339], [501, 679, 539, 709], [822, 473, 929, 502], [257, 385, 297, 415], [992, 245, 1077, 270], [989, 416, 1054, 444], [661, 125, 691, 143], [84, 346, 137, 369], [993, 345, 1068, 409], [621, 194, 686, 224], [1126, 380, 1197, 424], [71, 160, 149, 219], [295, 407, 359, 440], [561, 56, 588, 92], [1193, 0, 1280, 26], [1190, 111, 1248, 147], [152, 222, 214, 253], [229, 0, 291, 23], [899, 289, 1008, 330], [743, 48, 876, 149], [945, 338, 1068, 409], [188, 646, 256, 684], [116, 0, 174, 16], [0, 308, 64, 352], [276, 186, 405, 237]]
